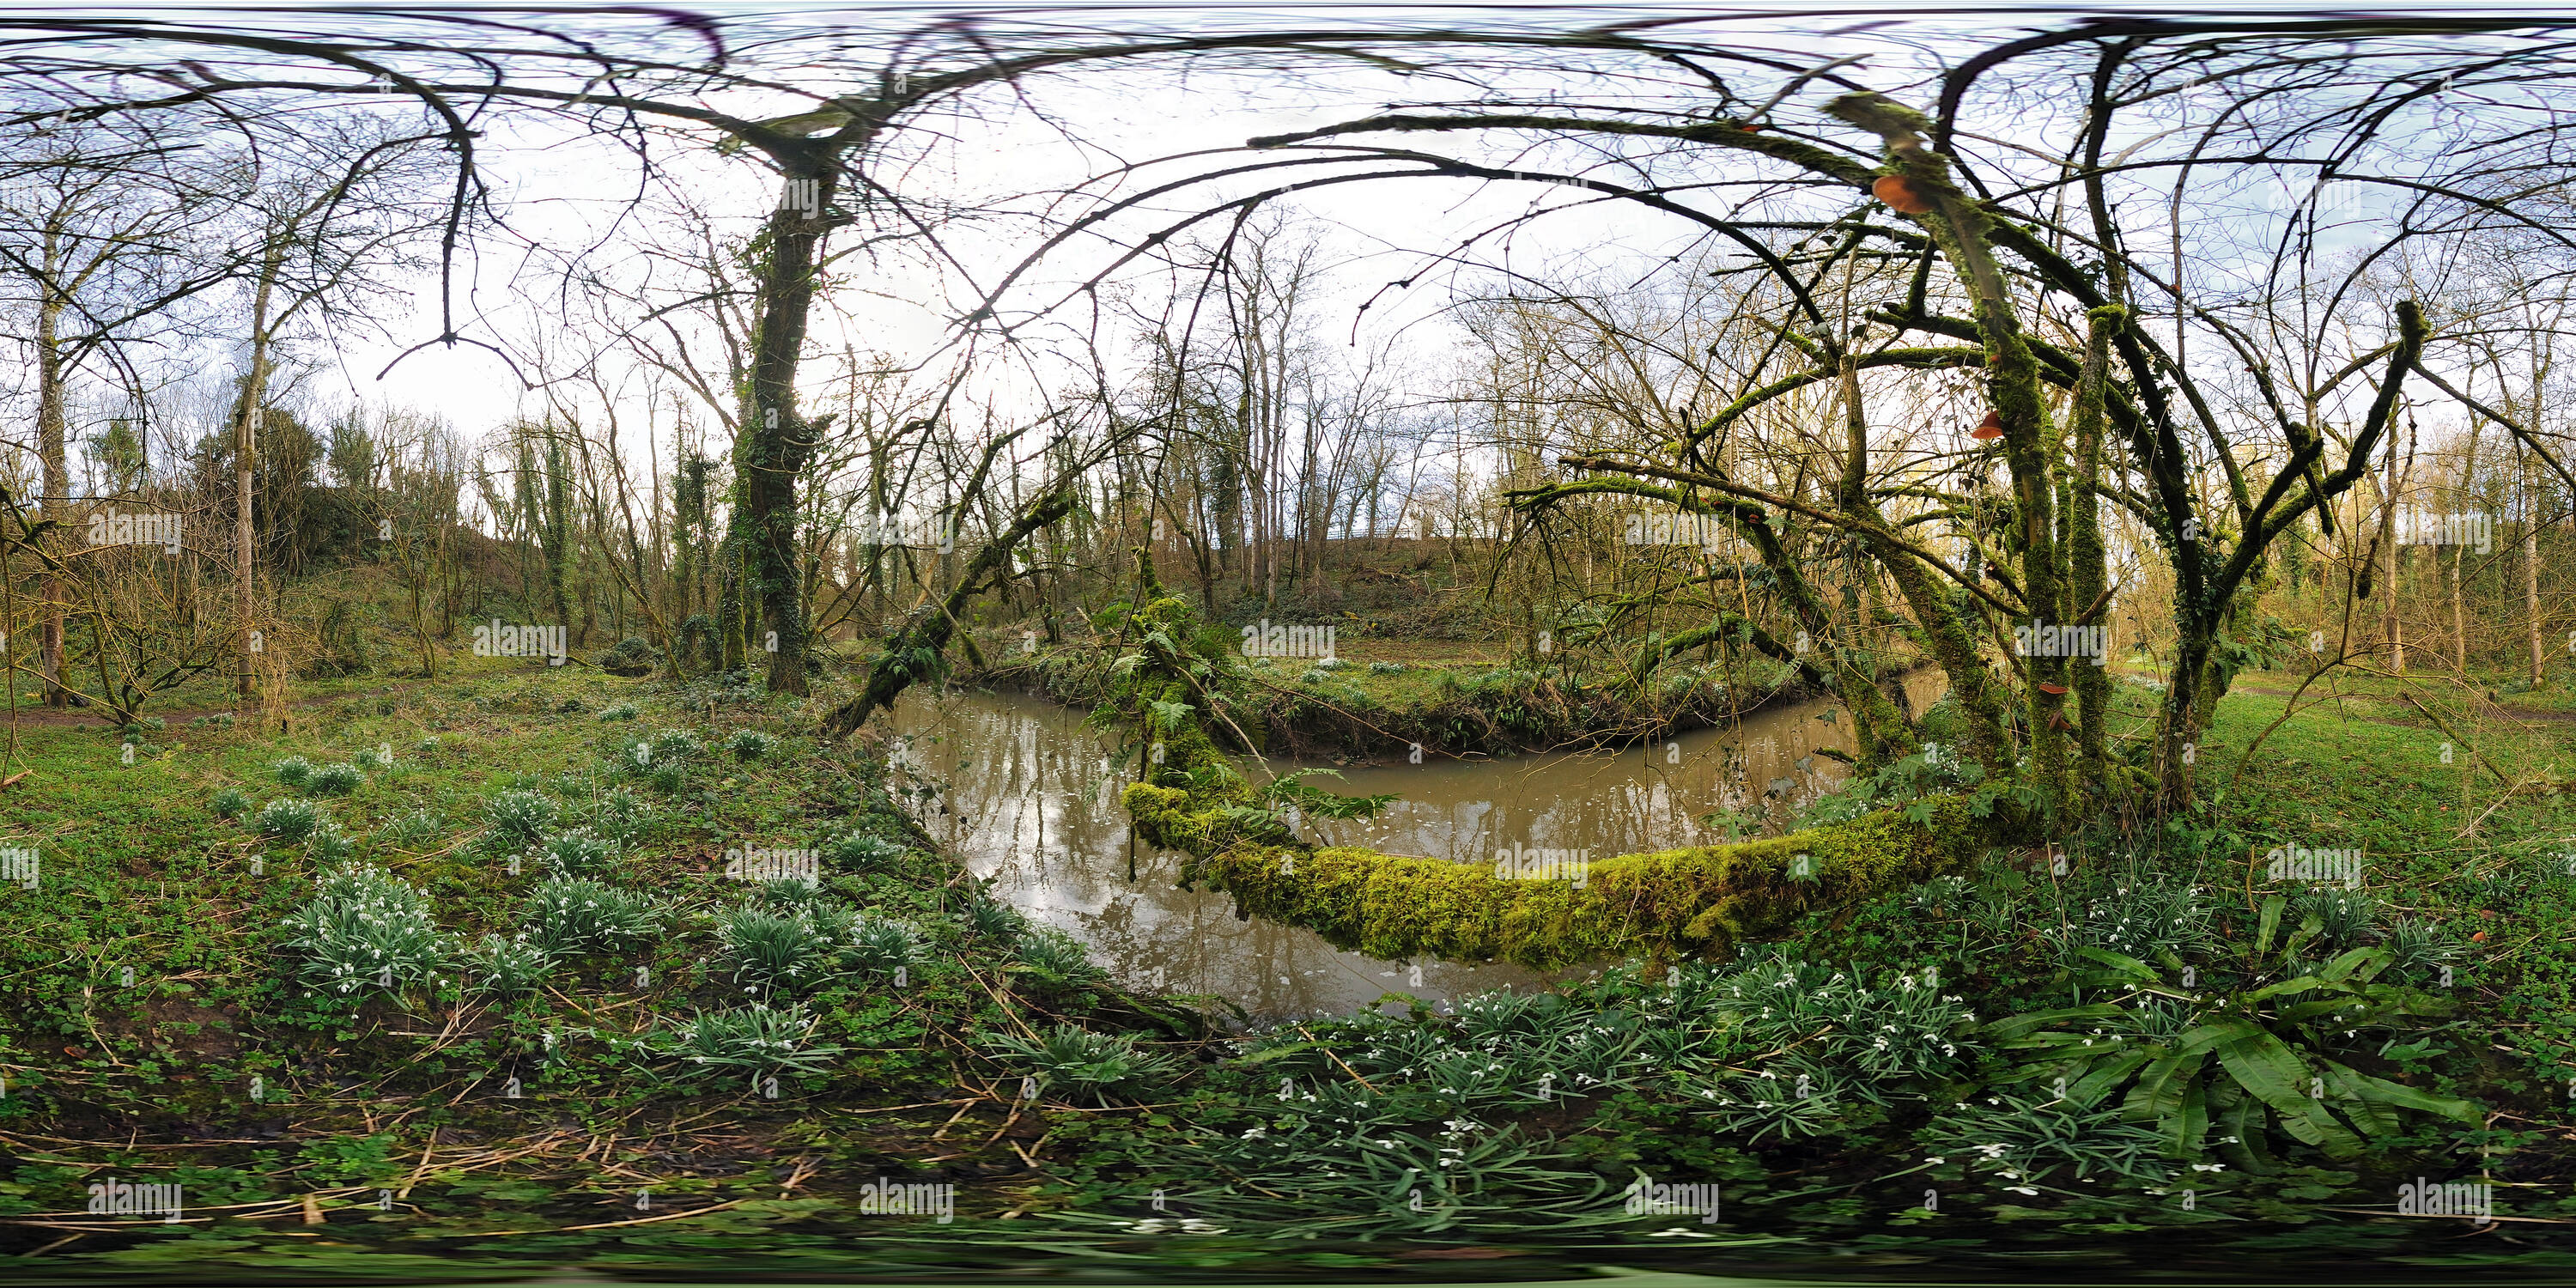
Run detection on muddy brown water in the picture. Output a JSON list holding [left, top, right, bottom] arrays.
[[889, 671, 1944, 1024]]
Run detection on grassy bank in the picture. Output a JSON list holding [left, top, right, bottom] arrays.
[[966, 635, 1842, 759], [1, 656, 2573, 1278]]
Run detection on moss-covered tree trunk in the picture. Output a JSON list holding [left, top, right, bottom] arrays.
[[2069, 306, 2120, 788]]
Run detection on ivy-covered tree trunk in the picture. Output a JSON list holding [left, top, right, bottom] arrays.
[[540, 438, 574, 644], [2068, 306, 2121, 789], [725, 155, 836, 696]]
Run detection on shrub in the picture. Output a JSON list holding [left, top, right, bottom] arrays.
[[307, 821, 358, 865], [646, 761, 690, 794], [2384, 917, 2460, 981], [379, 811, 442, 851], [958, 890, 1025, 941], [282, 865, 448, 995], [307, 762, 364, 797], [1012, 926, 1102, 988], [590, 788, 652, 847], [845, 914, 923, 979], [2288, 887, 2380, 957], [822, 832, 902, 870], [1923, 1090, 2178, 1189], [271, 756, 313, 789], [463, 933, 552, 998], [642, 1003, 845, 1090], [719, 906, 835, 993], [598, 636, 660, 677], [646, 728, 703, 764], [977, 1024, 1176, 1103], [756, 877, 830, 911], [211, 787, 250, 820], [535, 828, 616, 878], [729, 730, 776, 761], [256, 798, 324, 843], [1696, 1062, 1853, 1142], [520, 878, 659, 957], [483, 789, 558, 853]]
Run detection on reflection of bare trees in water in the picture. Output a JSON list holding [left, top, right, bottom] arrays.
[[893, 689, 1548, 1020]]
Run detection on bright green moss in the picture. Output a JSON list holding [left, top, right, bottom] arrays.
[[1102, 552, 2028, 969]]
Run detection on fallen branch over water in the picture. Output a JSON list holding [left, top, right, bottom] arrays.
[[1132, 782, 2008, 969], [1102, 552, 2031, 969]]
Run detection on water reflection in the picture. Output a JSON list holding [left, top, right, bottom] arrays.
[[887, 671, 1941, 1023]]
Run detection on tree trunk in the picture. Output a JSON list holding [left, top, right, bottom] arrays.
[[732, 160, 835, 697], [2449, 542, 2466, 672], [234, 250, 281, 702], [2528, 507, 2548, 689], [2068, 306, 2120, 787], [35, 227, 68, 707], [2380, 434, 2405, 675]]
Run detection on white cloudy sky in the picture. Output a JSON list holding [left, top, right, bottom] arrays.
[[13, 1, 2529, 496]]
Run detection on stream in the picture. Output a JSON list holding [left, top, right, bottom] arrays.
[[888, 671, 1945, 1024]]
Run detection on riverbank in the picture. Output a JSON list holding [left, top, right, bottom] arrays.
[[5, 659, 2575, 1278], [962, 636, 1901, 759]]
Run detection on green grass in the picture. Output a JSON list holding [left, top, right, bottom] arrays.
[[4, 631, 2575, 1277]]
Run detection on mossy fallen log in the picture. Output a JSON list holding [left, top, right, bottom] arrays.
[[1100, 554, 2033, 971], [1130, 781, 2017, 969]]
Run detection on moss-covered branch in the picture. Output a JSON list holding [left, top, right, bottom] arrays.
[[1100, 586, 2034, 972], [1133, 783, 2008, 969]]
